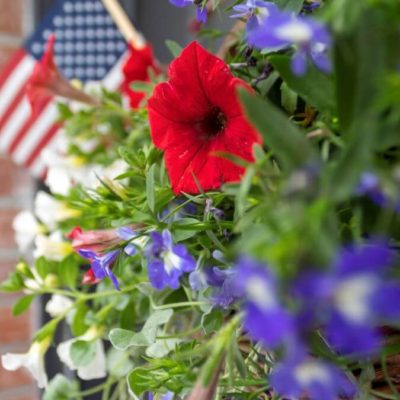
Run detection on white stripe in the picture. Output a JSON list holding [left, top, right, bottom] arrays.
[[12, 104, 58, 164], [103, 52, 128, 90], [29, 127, 61, 173], [0, 57, 35, 116], [0, 98, 30, 152]]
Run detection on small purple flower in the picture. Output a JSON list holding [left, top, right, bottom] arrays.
[[233, 257, 293, 348], [357, 172, 388, 208], [209, 267, 241, 308], [271, 355, 356, 400], [294, 241, 400, 356], [302, 1, 321, 13], [78, 249, 120, 290], [231, 0, 276, 28], [146, 392, 174, 400], [117, 227, 144, 256], [145, 229, 196, 290], [247, 8, 332, 75], [169, 0, 207, 23]]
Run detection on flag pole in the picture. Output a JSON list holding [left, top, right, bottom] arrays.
[[101, 0, 146, 49]]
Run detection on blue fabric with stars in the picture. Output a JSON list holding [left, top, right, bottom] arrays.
[[25, 0, 127, 82]]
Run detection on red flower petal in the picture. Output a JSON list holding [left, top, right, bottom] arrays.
[[122, 43, 160, 109], [148, 42, 262, 194]]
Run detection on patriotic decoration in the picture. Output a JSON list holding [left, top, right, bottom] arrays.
[[0, 0, 128, 177]]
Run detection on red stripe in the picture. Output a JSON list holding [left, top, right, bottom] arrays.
[[25, 123, 60, 167], [0, 49, 27, 91], [0, 84, 27, 131], [7, 97, 52, 154]]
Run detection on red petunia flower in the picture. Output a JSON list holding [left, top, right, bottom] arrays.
[[26, 35, 98, 113], [122, 43, 160, 109], [147, 41, 262, 194]]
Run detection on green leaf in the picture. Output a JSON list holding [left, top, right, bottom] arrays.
[[275, 0, 304, 13], [109, 328, 140, 350], [165, 39, 183, 58], [33, 319, 59, 342], [328, 9, 389, 200], [58, 254, 78, 288], [239, 89, 316, 171], [172, 218, 201, 241], [146, 164, 156, 213], [280, 82, 298, 114], [109, 309, 174, 350], [71, 302, 89, 337], [35, 257, 51, 279], [70, 340, 97, 368], [128, 367, 153, 397], [12, 294, 35, 316], [0, 271, 24, 292], [201, 309, 223, 334], [44, 374, 80, 400], [145, 338, 181, 358], [106, 348, 134, 378], [270, 55, 336, 117]]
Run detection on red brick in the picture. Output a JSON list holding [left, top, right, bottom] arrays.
[[0, 209, 20, 249], [0, 44, 19, 72], [0, 0, 24, 36], [0, 157, 33, 198], [0, 306, 31, 345], [0, 363, 33, 391], [8, 396, 38, 400]]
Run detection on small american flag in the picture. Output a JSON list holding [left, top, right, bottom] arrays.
[[0, 0, 128, 177]]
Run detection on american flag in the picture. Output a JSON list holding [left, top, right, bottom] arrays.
[[0, 0, 128, 177]]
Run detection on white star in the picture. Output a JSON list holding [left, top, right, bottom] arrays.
[[64, 2, 73, 13]]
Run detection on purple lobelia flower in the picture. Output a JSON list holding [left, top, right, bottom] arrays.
[[294, 241, 400, 356], [302, 1, 321, 13], [230, 1, 277, 29], [78, 248, 121, 290], [146, 392, 175, 400], [145, 229, 196, 290], [117, 226, 147, 256], [247, 7, 332, 75], [270, 351, 356, 400], [357, 172, 388, 208], [169, 0, 207, 23], [233, 257, 293, 348]]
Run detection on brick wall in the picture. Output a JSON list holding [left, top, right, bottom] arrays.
[[0, 1, 38, 399]]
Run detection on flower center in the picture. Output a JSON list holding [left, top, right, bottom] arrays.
[[197, 107, 227, 138]]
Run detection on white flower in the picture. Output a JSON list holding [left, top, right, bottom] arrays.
[[45, 165, 74, 196], [45, 294, 74, 318], [12, 210, 43, 253], [57, 327, 106, 380], [1, 340, 50, 388], [34, 231, 72, 261], [34, 191, 80, 229]]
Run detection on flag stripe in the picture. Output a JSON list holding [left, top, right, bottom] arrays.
[[0, 99, 31, 152], [0, 85, 27, 131], [25, 123, 60, 167], [13, 104, 59, 164], [0, 57, 34, 116], [7, 98, 52, 154], [0, 49, 26, 91]]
